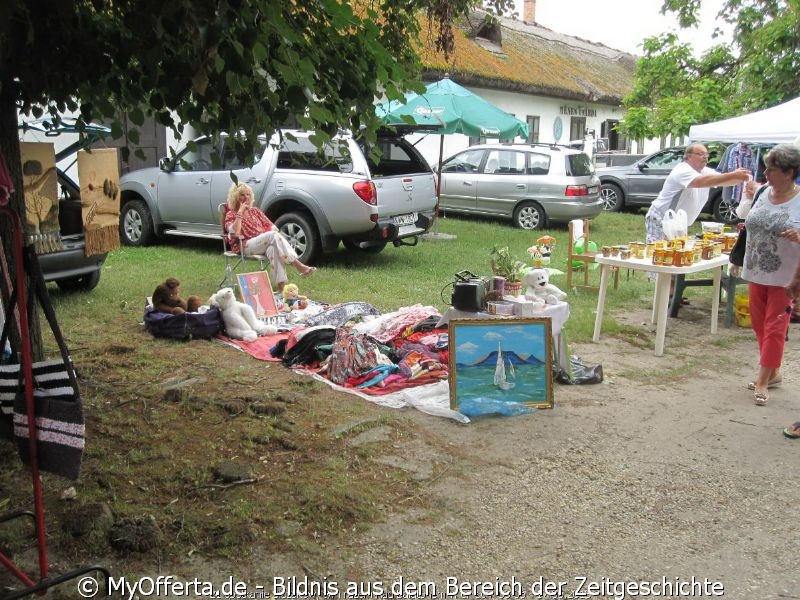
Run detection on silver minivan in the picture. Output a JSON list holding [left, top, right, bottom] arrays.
[[437, 143, 603, 229]]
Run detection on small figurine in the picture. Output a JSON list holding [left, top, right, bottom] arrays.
[[282, 283, 308, 310]]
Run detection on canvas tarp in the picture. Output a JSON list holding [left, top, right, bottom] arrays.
[[688, 97, 800, 144]]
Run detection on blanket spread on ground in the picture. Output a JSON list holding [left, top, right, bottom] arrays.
[[215, 333, 287, 361]]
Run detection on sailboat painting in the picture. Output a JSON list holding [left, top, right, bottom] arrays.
[[448, 318, 553, 410]]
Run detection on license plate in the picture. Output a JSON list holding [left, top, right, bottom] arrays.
[[394, 213, 417, 226]]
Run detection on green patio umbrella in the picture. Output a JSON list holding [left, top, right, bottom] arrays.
[[376, 76, 529, 139], [376, 77, 529, 206]]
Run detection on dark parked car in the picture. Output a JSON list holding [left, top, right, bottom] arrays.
[[596, 144, 739, 223]]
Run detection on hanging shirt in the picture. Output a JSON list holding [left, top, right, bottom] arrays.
[[722, 143, 757, 203]]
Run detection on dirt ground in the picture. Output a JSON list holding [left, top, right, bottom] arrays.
[[255, 303, 800, 598], [2, 300, 799, 598]]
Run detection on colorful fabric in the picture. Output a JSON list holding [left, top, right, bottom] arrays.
[[742, 188, 800, 286], [223, 206, 274, 254]]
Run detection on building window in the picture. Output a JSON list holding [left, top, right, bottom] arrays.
[[526, 116, 540, 143], [569, 117, 586, 143]]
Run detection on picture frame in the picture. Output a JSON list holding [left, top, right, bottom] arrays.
[[237, 271, 279, 319], [448, 317, 553, 411]]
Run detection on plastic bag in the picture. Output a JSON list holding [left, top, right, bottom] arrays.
[[554, 355, 603, 385], [661, 209, 688, 240], [457, 397, 536, 418]]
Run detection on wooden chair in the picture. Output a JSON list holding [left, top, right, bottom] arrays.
[[218, 203, 269, 290], [566, 219, 618, 291]]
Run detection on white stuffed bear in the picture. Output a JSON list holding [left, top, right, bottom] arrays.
[[209, 287, 277, 342], [524, 268, 567, 305]]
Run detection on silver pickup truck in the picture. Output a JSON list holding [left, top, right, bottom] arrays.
[[118, 128, 438, 264]]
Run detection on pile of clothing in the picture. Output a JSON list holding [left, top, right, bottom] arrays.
[[272, 303, 449, 395]]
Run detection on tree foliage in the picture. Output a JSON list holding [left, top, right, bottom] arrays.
[[619, 0, 800, 145], [0, 0, 482, 353]]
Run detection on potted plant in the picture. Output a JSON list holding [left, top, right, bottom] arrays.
[[489, 245, 529, 296]]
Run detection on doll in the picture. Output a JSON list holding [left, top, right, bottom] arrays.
[[282, 283, 308, 310]]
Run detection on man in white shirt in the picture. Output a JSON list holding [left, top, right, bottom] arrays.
[[645, 144, 751, 245]]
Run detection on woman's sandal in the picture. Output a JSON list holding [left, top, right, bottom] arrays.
[[299, 267, 316, 278], [753, 391, 768, 406], [783, 422, 800, 439], [747, 378, 782, 390]]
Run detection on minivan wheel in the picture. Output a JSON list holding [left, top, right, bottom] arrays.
[[514, 202, 546, 230], [120, 199, 155, 246], [274, 211, 322, 265], [600, 183, 624, 212]]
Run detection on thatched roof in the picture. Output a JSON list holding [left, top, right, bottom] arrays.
[[418, 10, 637, 104]]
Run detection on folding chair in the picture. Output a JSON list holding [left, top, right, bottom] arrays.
[[567, 219, 619, 291], [218, 203, 269, 290]]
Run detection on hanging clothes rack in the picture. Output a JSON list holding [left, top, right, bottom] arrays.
[[0, 205, 108, 598]]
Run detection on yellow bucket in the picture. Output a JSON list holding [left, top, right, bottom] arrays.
[[735, 293, 749, 312], [734, 293, 751, 327]]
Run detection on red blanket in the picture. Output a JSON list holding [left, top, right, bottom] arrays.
[[215, 333, 288, 361]]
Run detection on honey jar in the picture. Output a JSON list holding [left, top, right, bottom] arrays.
[[662, 248, 675, 266], [629, 242, 645, 259], [620, 248, 632, 260], [652, 247, 664, 266], [701, 245, 714, 260], [601, 246, 612, 257], [645, 243, 655, 258]]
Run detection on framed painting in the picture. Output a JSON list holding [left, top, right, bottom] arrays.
[[237, 271, 279, 319], [448, 317, 553, 411]]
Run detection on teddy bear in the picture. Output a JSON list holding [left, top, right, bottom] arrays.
[[209, 287, 277, 342], [152, 277, 201, 315], [524, 268, 567, 305]]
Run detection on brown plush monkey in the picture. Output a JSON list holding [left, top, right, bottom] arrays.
[[151, 278, 201, 314]]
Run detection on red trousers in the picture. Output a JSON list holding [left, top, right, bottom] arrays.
[[748, 282, 792, 369]]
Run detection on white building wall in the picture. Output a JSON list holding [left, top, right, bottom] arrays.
[[404, 83, 630, 168]]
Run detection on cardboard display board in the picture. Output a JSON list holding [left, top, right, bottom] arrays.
[[237, 271, 279, 319], [19, 142, 60, 251], [77, 148, 121, 256]]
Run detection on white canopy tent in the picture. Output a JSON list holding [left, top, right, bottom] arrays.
[[688, 97, 800, 144]]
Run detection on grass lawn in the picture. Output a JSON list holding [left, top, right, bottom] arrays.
[[48, 209, 719, 347]]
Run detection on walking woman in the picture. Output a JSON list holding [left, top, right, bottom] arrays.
[[739, 144, 800, 406]]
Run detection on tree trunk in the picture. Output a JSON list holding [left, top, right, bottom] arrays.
[[0, 81, 44, 361]]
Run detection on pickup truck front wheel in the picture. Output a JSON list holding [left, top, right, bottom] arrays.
[[275, 212, 321, 265], [120, 199, 155, 246]]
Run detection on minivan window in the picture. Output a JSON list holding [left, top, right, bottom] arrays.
[[277, 138, 352, 173], [441, 149, 485, 173], [565, 153, 594, 176], [527, 152, 551, 175], [484, 150, 526, 174]]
